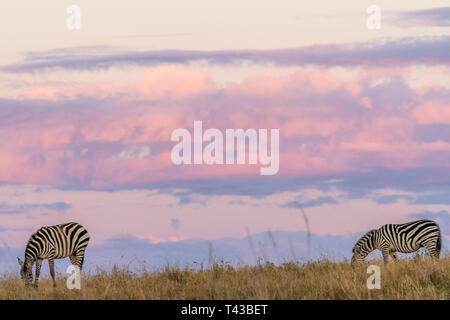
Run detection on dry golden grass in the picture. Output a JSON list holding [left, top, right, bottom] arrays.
[[0, 257, 449, 299]]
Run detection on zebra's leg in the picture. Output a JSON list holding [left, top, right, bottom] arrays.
[[69, 253, 84, 285], [389, 251, 398, 261], [69, 254, 78, 268], [382, 249, 390, 264], [430, 236, 441, 259], [70, 253, 85, 271], [34, 259, 43, 288], [74, 247, 87, 270], [423, 241, 440, 259], [48, 259, 57, 287]]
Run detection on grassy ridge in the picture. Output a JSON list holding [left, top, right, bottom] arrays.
[[0, 257, 449, 299]]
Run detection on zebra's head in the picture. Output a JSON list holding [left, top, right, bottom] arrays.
[[351, 229, 377, 266], [17, 257, 33, 286]]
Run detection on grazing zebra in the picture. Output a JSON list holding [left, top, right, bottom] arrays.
[[351, 219, 441, 265], [17, 222, 90, 288]]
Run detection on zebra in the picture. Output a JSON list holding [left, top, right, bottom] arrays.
[[17, 222, 90, 288], [351, 219, 441, 265]]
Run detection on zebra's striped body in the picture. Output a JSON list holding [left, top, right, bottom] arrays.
[[18, 222, 90, 287], [351, 219, 441, 265]]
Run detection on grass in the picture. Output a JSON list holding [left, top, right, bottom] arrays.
[[0, 256, 449, 299]]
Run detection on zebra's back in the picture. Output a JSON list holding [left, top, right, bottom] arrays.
[[379, 219, 440, 253], [28, 222, 90, 259]]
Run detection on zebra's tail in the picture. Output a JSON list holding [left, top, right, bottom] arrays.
[[437, 228, 442, 256]]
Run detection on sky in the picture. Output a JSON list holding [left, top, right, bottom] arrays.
[[0, 1, 449, 273]]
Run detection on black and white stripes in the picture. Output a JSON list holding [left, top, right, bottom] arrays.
[[351, 219, 441, 265], [17, 222, 90, 287]]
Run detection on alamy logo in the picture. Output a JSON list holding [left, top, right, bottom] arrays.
[[66, 265, 81, 290], [366, 5, 381, 30], [366, 265, 381, 290], [66, 5, 81, 30], [171, 121, 279, 175]]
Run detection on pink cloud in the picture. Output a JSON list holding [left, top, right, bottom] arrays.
[[0, 65, 449, 187], [136, 235, 187, 243], [137, 65, 217, 99], [226, 69, 363, 98], [412, 100, 450, 124], [282, 117, 351, 137], [358, 66, 411, 80]]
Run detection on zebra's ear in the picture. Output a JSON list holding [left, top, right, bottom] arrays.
[[17, 257, 24, 268]]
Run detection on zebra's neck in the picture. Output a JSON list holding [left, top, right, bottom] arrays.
[[24, 242, 39, 264], [371, 229, 382, 249], [363, 229, 379, 252]]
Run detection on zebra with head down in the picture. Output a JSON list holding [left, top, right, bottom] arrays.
[[351, 219, 441, 265], [18, 222, 90, 288]]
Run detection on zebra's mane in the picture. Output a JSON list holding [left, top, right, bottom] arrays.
[[356, 229, 377, 246]]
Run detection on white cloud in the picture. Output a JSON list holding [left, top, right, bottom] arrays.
[[111, 144, 151, 160]]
